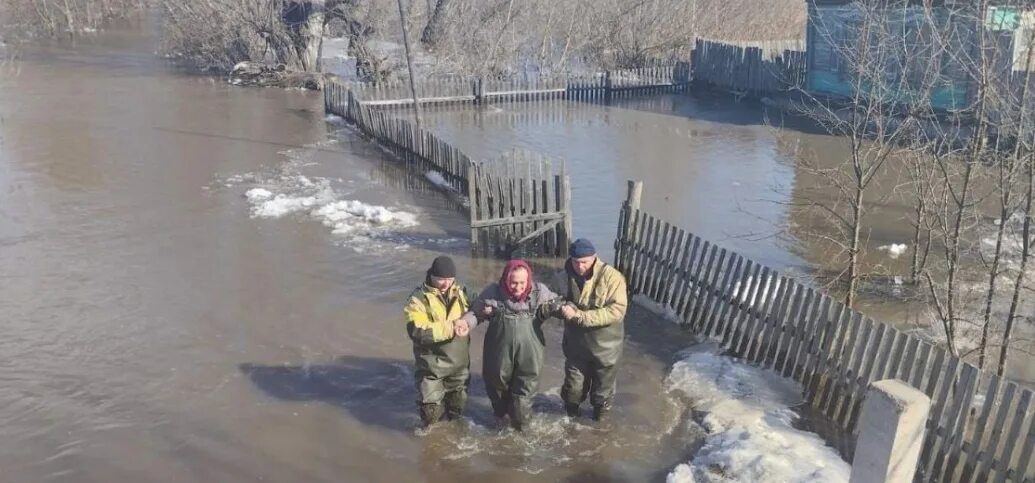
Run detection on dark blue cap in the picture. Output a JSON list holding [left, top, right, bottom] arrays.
[[569, 238, 596, 258]]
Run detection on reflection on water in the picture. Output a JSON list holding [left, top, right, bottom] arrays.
[[422, 95, 1035, 385], [423, 96, 804, 271]]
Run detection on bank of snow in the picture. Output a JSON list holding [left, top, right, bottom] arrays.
[[631, 296, 851, 481], [664, 345, 850, 483]]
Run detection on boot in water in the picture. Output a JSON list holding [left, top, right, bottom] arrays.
[[444, 390, 467, 421], [419, 403, 444, 428], [564, 403, 581, 418]]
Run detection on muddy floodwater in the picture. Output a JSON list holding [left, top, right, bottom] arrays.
[[422, 97, 1035, 386], [0, 31, 712, 482], [3, 24, 1032, 482]]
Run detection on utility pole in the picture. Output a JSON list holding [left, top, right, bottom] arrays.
[[396, 0, 423, 131]]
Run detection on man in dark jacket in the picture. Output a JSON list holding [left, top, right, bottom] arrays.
[[456, 259, 562, 431], [404, 256, 472, 427], [558, 239, 628, 421]]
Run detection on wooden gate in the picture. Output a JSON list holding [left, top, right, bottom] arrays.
[[467, 150, 572, 258]]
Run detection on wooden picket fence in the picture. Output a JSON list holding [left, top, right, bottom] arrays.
[[334, 63, 692, 108], [324, 81, 571, 257], [691, 38, 807, 96], [467, 150, 571, 257], [613, 180, 1035, 483]]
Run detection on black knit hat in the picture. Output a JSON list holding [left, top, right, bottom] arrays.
[[428, 256, 457, 278], [569, 238, 597, 258]]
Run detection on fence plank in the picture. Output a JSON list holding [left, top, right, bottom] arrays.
[[922, 353, 960, 478], [847, 319, 880, 423], [785, 288, 817, 379], [711, 254, 745, 340], [790, 290, 824, 382], [1014, 396, 1035, 483], [963, 374, 1003, 483], [635, 215, 661, 295], [624, 210, 645, 284], [938, 364, 980, 481], [660, 229, 688, 308], [638, 218, 663, 298], [653, 221, 680, 301], [670, 233, 699, 315], [691, 248, 727, 332], [647, 222, 676, 302], [704, 253, 739, 338], [683, 242, 717, 325], [746, 271, 785, 363], [774, 283, 806, 374], [727, 262, 763, 352], [815, 303, 852, 414], [896, 336, 920, 383], [829, 312, 864, 427], [802, 295, 834, 400], [770, 279, 799, 370], [720, 259, 755, 349], [977, 381, 1017, 482], [760, 278, 796, 369], [993, 387, 1031, 483]]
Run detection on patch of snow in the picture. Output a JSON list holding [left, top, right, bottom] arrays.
[[633, 294, 681, 323], [232, 163, 420, 251], [425, 171, 454, 191], [312, 200, 418, 235], [252, 193, 322, 218], [877, 243, 908, 258], [666, 347, 851, 483], [245, 188, 273, 202]]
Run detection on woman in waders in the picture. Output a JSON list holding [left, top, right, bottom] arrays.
[[457, 260, 561, 431]]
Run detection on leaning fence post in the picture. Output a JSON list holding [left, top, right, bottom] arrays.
[[467, 162, 478, 252], [850, 379, 931, 483], [474, 76, 484, 104], [615, 180, 643, 271]]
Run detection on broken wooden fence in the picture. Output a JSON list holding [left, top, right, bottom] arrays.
[[691, 38, 807, 96], [324, 82, 572, 257], [468, 150, 571, 258]]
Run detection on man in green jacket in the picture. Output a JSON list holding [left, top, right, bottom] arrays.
[[404, 256, 472, 427], [558, 239, 628, 422]]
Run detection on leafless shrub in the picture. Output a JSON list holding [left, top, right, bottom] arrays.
[[0, 0, 143, 38]]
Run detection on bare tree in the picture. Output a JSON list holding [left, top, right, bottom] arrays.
[[285, 0, 327, 73], [902, 141, 937, 285], [995, 13, 1035, 375], [419, 0, 449, 49], [160, 0, 372, 74], [0, 0, 143, 39], [793, 2, 933, 308]]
